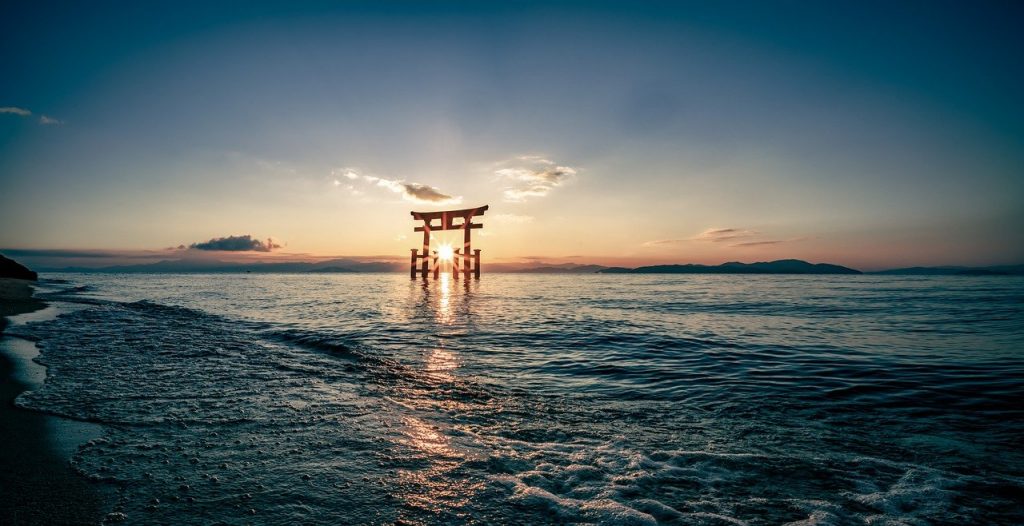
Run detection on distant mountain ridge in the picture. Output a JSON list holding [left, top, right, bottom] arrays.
[[599, 259, 860, 275], [869, 264, 1024, 276], [510, 264, 610, 274], [41, 258, 402, 273]]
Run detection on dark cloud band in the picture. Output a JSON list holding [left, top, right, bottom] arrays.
[[189, 235, 280, 252]]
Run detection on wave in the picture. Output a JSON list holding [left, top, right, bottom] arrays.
[[262, 328, 356, 356], [13, 272, 1023, 524]]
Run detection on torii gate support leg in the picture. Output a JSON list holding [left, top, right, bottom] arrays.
[[463, 225, 472, 280], [420, 228, 430, 279]]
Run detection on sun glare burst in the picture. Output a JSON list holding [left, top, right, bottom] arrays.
[[437, 242, 454, 262]]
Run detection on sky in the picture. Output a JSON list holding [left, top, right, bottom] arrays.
[[2, 0, 1023, 271]]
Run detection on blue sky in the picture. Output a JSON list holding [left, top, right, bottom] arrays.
[[2, 1, 1022, 270]]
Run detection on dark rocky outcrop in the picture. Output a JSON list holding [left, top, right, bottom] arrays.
[[0, 254, 37, 281]]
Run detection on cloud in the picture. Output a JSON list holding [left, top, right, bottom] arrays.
[[331, 168, 360, 181], [492, 213, 534, 224], [400, 182, 456, 203], [516, 155, 555, 165], [496, 157, 577, 202], [641, 239, 687, 246], [731, 240, 784, 247], [695, 228, 758, 243], [189, 235, 281, 252], [331, 180, 364, 196], [1, 107, 32, 116], [2, 107, 63, 125], [336, 168, 461, 204], [731, 237, 807, 248], [643, 228, 791, 247], [503, 186, 555, 201]]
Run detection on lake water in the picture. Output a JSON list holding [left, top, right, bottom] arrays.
[[9, 273, 1024, 525]]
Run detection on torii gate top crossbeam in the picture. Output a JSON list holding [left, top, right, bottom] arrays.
[[411, 205, 489, 232]]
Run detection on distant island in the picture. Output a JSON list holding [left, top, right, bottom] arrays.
[[599, 259, 860, 275], [868, 264, 1024, 276]]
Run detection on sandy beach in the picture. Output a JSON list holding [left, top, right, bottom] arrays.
[[1, 278, 107, 525]]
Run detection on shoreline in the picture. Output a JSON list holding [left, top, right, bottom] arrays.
[[0, 278, 108, 525]]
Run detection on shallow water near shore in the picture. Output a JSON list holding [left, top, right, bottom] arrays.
[[8, 273, 1024, 525]]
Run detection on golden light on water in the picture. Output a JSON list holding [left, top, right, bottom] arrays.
[[387, 271, 492, 520], [426, 347, 458, 375], [436, 272, 452, 325]]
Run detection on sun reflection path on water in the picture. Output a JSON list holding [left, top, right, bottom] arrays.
[[436, 272, 453, 325], [394, 415, 487, 520], [425, 347, 459, 382], [390, 273, 490, 523]]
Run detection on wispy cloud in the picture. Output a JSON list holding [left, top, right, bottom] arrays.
[[496, 156, 577, 202], [492, 213, 534, 224], [644, 228, 804, 248], [2, 106, 64, 125], [695, 228, 758, 243], [401, 182, 457, 203], [643, 228, 755, 246], [331, 168, 360, 181], [641, 238, 688, 246], [1, 106, 32, 116], [731, 237, 807, 248], [516, 155, 555, 165], [189, 235, 281, 252], [333, 168, 461, 204], [731, 240, 784, 247]]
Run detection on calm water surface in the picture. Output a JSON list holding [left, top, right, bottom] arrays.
[[10, 273, 1024, 525]]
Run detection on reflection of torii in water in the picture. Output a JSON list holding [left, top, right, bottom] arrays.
[[410, 205, 488, 279]]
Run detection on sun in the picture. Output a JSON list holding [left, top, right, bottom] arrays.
[[437, 242, 454, 262]]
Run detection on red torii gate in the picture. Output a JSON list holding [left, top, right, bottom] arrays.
[[410, 205, 488, 279]]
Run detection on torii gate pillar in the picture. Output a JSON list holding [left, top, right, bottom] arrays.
[[409, 205, 488, 279]]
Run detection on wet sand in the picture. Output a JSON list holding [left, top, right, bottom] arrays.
[[1, 278, 107, 525]]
